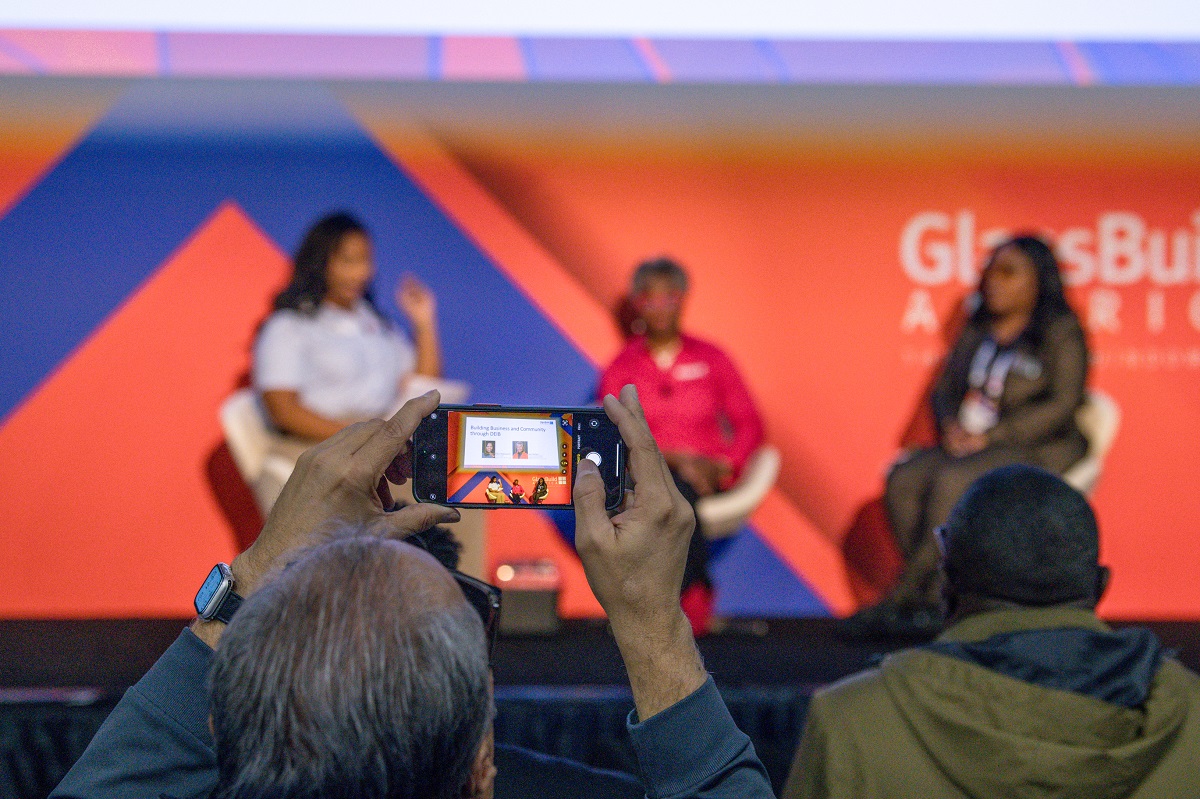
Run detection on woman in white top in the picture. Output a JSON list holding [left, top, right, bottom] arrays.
[[254, 212, 441, 442]]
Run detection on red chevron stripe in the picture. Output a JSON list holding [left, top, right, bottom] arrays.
[[0, 203, 288, 617]]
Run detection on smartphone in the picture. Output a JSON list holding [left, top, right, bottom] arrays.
[[412, 405, 626, 510]]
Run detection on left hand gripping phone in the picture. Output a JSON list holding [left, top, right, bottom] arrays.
[[412, 405, 626, 511]]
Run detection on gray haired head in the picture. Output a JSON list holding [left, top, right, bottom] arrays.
[[631, 257, 689, 295], [210, 534, 492, 799]]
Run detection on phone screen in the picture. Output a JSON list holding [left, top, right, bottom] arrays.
[[447, 410, 576, 505], [414, 405, 624, 509]]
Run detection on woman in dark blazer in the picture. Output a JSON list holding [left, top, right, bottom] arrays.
[[856, 235, 1089, 634]]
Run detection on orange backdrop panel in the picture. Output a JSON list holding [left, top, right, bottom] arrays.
[[437, 138, 1200, 619], [0, 202, 287, 617]]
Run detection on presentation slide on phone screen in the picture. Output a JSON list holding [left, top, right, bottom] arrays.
[[462, 415, 560, 469], [447, 411, 574, 505]]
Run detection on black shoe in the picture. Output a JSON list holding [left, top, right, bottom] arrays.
[[837, 600, 902, 641], [838, 601, 944, 643], [883, 605, 945, 642]]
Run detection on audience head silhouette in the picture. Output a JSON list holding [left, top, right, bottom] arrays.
[[941, 464, 1103, 608]]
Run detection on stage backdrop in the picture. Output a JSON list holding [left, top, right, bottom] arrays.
[[1, 77, 1198, 620]]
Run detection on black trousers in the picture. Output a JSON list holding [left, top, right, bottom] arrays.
[[671, 473, 712, 591]]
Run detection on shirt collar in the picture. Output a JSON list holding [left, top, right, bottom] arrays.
[[318, 298, 367, 317], [938, 606, 1110, 644]]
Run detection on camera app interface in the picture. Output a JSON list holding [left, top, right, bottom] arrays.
[[447, 411, 575, 505]]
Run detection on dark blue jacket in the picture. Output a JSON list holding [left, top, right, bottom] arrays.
[[52, 629, 772, 799]]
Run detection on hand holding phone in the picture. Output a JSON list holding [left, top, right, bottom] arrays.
[[413, 405, 626, 510], [572, 386, 703, 721]]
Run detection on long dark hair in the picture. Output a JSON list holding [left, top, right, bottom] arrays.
[[271, 212, 382, 316], [970, 234, 1075, 347]]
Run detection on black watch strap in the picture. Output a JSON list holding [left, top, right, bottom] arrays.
[[213, 590, 244, 625]]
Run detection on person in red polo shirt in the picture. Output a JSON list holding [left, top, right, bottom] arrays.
[[599, 257, 765, 632]]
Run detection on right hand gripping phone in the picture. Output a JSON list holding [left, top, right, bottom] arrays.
[[412, 405, 626, 511]]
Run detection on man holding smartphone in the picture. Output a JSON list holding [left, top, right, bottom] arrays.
[[53, 387, 771, 799]]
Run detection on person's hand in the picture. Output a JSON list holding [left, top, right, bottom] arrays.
[[194, 390, 459, 647], [235, 388, 458, 595], [942, 421, 987, 458], [942, 421, 968, 457], [959, 431, 988, 456], [396, 275, 437, 331], [575, 386, 695, 629], [398, 275, 443, 377], [574, 385, 706, 719]]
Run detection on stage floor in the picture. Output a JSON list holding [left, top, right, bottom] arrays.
[[3, 616, 1198, 689]]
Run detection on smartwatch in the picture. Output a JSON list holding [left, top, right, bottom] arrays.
[[195, 563, 244, 624]]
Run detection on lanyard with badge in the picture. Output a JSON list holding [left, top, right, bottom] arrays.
[[958, 340, 1016, 435]]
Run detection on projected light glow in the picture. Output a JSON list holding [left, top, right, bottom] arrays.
[[2, 0, 1200, 40]]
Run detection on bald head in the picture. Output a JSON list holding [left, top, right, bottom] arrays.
[[365, 537, 469, 615], [210, 534, 492, 799]]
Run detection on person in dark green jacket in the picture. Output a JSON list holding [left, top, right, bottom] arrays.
[[786, 465, 1200, 799]]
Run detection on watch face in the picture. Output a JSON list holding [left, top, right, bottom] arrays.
[[195, 565, 226, 616]]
